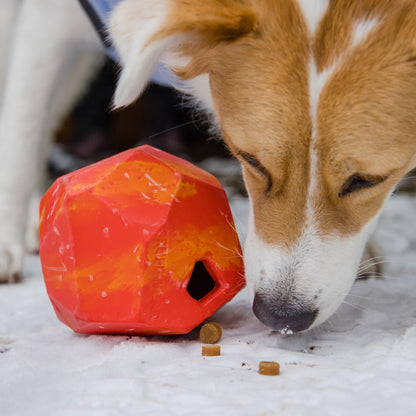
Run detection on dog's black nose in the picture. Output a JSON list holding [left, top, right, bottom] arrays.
[[253, 292, 317, 334]]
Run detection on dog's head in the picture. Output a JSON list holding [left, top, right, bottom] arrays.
[[110, 0, 416, 333]]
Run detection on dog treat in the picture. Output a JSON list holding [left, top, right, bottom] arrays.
[[259, 361, 280, 376], [202, 345, 221, 356], [200, 322, 222, 344]]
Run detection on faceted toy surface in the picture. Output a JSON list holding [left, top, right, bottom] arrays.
[[39, 145, 245, 335]]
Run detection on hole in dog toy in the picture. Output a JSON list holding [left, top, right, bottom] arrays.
[[186, 261, 216, 301]]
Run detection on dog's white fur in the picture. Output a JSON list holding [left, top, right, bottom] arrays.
[[1, 0, 415, 333], [0, 0, 103, 281], [110, 0, 214, 113]]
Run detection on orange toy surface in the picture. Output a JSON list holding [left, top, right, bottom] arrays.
[[39, 145, 245, 335]]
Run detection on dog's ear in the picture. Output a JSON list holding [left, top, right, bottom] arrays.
[[110, 0, 256, 108]]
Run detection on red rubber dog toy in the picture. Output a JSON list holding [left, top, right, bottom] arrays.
[[39, 145, 245, 335]]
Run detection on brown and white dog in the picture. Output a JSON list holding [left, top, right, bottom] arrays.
[[1, 0, 415, 334]]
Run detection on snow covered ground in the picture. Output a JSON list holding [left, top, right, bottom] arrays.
[[1, 188, 416, 415]]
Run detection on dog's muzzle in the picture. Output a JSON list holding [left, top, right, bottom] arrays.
[[253, 292, 318, 334]]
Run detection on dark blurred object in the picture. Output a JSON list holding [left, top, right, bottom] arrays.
[[67, 58, 115, 159], [396, 169, 416, 194]]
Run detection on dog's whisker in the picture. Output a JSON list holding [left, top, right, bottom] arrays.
[[359, 255, 388, 266], [324, 317, 336, 331], [227, 204, 247, 231], [345, 293, 370, 300], [357, 266, 387, 277], [214, 241, 243, 259], [342, 299, 368, 313], [144, 119, 206, 141], [360, 254, 387, 262], [358, 258, 389, 273], [359, 273, 385, 280], [360, 254, 388, 263], [358, 262, 387, 273], [219, 208, 239, 235]]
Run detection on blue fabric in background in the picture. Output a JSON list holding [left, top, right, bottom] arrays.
[[88, 0, 122, 26], [80, 0, 175, 87]]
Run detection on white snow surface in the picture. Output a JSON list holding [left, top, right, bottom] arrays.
[[1, 192, 416, 416]]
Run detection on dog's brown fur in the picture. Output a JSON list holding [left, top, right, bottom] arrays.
[[109, 0, 416, 331], [141, 0, 416, 248]]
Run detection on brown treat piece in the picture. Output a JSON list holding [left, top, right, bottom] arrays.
[[200, 322, 222, 344], [202, 345, 221, 356], [259, 361, 280, 376]]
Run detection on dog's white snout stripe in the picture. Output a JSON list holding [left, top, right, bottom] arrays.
[[244, 198, 382, 329]]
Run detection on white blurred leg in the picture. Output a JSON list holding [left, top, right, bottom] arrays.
[[0, 0, 102, 281]]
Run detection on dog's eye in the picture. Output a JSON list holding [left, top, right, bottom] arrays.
[[339, 173, 385, 197], [238, 151, 273, 193]]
